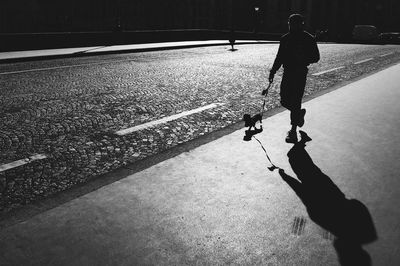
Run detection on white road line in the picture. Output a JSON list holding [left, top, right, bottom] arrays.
[[116, 103, 225, 136], [354, 58, 374, 65], [379, 52, 394, 57], [0, 59, 135, 75], [0, 154, 47, 173], [312, 66, 345, 76]]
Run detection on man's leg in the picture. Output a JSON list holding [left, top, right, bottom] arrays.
[[280, 70, 297, 143], [290, 106, 301, 128], [290, 101, 306, 126], [286, 108, 300, 143], [285, 68, 307, 143]]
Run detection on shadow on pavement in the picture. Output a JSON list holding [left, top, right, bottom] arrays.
[[279, 131, 377, 266]]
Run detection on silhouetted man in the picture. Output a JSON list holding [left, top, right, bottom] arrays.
[[269, 14, 320, 143]]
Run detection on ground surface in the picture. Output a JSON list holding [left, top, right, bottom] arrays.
[[1, 63, 399, 265], [1, 43, 400, 213]]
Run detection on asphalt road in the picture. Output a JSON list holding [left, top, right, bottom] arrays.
[[1, 61, 400, 266], [1, 43, 400, 213]]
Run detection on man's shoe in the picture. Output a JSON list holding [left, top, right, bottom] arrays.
[[285, 130, 298, 143], [298, 109, 306, 127]]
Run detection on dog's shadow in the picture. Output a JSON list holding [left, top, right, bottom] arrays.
[[279, 132, 377, 265]]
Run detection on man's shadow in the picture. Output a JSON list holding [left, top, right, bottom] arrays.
[[279, 131, 377, 265]]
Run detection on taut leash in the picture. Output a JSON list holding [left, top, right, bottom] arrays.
[[253, 82, 280, 172], [260, 82, 272, 117]]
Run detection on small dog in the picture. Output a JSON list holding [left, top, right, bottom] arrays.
[[243, 113, 263, 141]]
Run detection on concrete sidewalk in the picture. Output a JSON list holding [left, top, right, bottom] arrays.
[[1, 64, 400, 265], [0, 40, 271, 63]]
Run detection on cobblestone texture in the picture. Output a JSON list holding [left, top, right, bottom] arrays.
[[1, 44, 400, 213]]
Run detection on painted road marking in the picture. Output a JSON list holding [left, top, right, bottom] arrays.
[[0, 59, 136, 75], [0, 154, 47, 173], [116, 103, 224, 136], [312, 66, 345, 76], [379, 52, 394, 57], [354, 58, 374, 65]]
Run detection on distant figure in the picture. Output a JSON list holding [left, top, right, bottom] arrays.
[[269, 14, 320, 143], [229, 30, 236, 51]]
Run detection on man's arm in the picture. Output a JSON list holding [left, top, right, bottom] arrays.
[[269, 40, 283, 82], [308, 36, 320, 64], [271, 41, 283, 74]]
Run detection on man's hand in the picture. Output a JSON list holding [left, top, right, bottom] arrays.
[[268, 71, 275, 83]]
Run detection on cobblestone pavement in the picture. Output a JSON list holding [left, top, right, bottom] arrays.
[[1, 43, 400, 213]]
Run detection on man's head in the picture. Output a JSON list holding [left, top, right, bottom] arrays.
[[288, 14, 304, 32]]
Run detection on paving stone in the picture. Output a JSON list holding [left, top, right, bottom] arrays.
[[0, 44, 399, 213]]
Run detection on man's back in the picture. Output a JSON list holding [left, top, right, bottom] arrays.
[[281, 31, 320, 68], [272, 30, 320, 72]]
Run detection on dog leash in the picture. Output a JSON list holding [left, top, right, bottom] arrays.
[[260, 82, 272, 117], [256, 82, 280, 171], [242, 81, 279, 171]]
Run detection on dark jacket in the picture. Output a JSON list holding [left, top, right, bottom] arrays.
[[271, 30, 320, 74]]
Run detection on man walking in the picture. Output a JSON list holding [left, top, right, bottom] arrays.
[[269, 14, 320, 143]]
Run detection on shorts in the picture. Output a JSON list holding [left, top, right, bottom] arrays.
[[280, 67, 308, 111]]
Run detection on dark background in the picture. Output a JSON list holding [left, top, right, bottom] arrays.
[[0, 0, 399, 50]]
